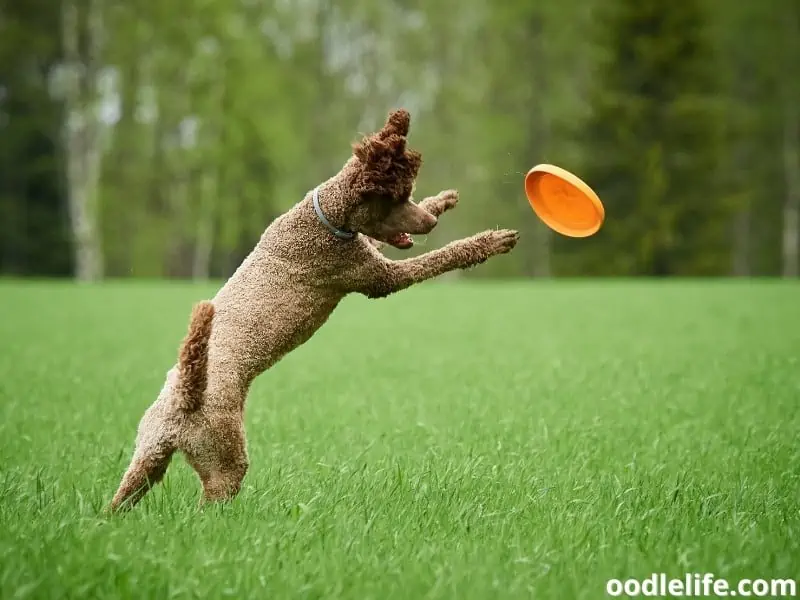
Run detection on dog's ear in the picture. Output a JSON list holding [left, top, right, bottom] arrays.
[[352, 109, 412, 163], [349, 108, 420, 200], [351, 138, 421, 201], [352, 133, 407, 166]]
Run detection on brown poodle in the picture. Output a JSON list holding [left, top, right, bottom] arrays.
[[109, 109, 519, 511]]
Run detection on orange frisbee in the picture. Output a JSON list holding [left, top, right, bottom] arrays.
[[524, 164, 605, 238]]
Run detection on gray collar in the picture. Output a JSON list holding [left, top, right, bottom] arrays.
[[312, 187, 355, 240]]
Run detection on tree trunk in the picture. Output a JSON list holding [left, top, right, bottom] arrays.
[[782, 99, 799, 278], [190, 51, 228, 281], [163, 68, 193, 277], [781, 10, 799, 278], [523, 10, 551, 278], [730, 120, 752, 276], [191, 172, 216, 280], [62, 0, 104, 281], [731, 207, 751, 276]]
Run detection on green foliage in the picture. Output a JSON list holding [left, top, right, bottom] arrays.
[[558, 0, 730, 276], [710, 0, 800, 276], [0, 0, 72, 276], [0, 0, 797, 278]]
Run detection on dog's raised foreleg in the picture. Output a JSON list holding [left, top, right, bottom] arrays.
[[359, 228, 518, 298], [417, 189, 459, 218]]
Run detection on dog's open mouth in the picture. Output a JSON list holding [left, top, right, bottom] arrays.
[[387, 232, 414, 249]]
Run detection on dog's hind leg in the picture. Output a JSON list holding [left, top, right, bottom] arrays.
[[183, 412, 249, 505], [109, 441, 174, 512], [108, 402, 177, 512]]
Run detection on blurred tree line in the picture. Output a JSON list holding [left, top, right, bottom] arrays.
[[0, 0, 797, 280]]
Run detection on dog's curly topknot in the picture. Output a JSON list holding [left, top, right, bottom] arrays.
[[380, 108, 410, 138], [351, 109, 421, 201]]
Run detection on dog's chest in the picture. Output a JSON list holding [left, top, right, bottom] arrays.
[[213, 282, 341, 375], [278, 292, 340, 346]]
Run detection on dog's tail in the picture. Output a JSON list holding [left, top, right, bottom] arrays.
[[176, 301, 215, 412]]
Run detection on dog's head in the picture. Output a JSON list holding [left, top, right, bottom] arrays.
[[342, 109, 436, 249]]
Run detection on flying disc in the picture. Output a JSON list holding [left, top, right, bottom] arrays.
[[524, 164, 605, 238]]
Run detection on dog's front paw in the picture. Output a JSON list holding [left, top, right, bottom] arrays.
[[436, 189, 459, 213], [482, 228, 520, 255], [469, 229, 520, 264], [419, 189, 459, 217]]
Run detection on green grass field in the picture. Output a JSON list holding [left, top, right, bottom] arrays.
[[0, 280, 798, 599]]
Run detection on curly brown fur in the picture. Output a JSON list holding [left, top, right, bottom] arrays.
[[176, 301, 214, 412], [108, 109, 518, 512], [351, 128, 421, 201]]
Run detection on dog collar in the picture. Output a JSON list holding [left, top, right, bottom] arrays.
[[312, 187, 355, 240]]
